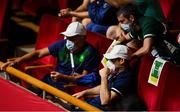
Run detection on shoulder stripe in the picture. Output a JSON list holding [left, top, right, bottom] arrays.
[[129, 33, 133, 39], [111, 88, 123, 96], [144, 34, 156, 38]]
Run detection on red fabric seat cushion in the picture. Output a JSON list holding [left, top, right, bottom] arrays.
[[0, 77, 64, 111]]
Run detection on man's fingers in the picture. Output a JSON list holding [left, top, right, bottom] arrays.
[[72, 94, 80, 98], [0, 62, 12, 71]]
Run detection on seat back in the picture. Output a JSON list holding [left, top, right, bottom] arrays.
[[159, 62, 180, 110], [35, 14, 68, 65], [0, 0, 9, 36], [169, 0, 180, 29], [138, 56, 166, 110], [138, 55, 180, 111], [159, 0, 175, 19], [22, 0, 59, 16], [86, 31, 112, 69], [159, 0, 180, 29], [58, 0, 83, 10]]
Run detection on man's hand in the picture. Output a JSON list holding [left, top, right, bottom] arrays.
[[72, 17, 81, 22], [50, 71, 63, 81], [72, 90, 86, 99], [58, 8, 72, 17], [99, 67, 110, 78], [0, 61, 17, 71]]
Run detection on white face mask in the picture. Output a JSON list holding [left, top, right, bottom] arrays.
[[120, 23, 131, 32], [106, 60, 116, 72], [66, 40, 75, 51]]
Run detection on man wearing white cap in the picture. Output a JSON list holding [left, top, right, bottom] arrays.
[[73, 45, 136, 110], [1, 22, 100, 91]]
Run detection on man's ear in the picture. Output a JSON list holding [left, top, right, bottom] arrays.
[[129, 15, 135, 22], [119, 58, 125, 65]]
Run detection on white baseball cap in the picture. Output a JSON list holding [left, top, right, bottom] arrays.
[[61, 22, 86, 37], [104, 45, 132, 60]]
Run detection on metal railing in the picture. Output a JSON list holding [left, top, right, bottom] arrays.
[[0, 61, 101, 112]]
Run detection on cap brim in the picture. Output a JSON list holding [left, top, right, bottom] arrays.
[[60, 31, 79, 37], [104, 53, 119, 60]]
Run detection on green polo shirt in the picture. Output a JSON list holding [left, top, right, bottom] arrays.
[[129, 16, 165, 41], [129, 16, 173, 58], [135, 0, 165, 22]]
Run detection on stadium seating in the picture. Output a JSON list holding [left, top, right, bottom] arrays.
[[14, 14, 112, 90], [138, 55, 180, 111], [17, 14, 67, 85]]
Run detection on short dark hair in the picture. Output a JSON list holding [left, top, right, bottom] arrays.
[[116, 4, 138, 19]]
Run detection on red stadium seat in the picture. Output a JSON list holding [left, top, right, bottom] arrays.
[[160, 0, 180, 29], [159, 0, 175, 19], [159, 0, 180, 48], [0, 0, 10, 61], [58, 0, 67, 9], [159, 62, 180, 110], [138, 55, 180, 111], [86, 31, 112, 69], [12, 0, 23, 10], [0, 77, 65, 111], [18, 14, 68, 86], [22, 0, 59, 17], [169, 0, 180, 29], [0, 0, 9, 36], [138, 56, 164, 110]]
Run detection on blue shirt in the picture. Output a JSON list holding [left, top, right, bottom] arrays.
[[48, 40, 99, 75], [87, 69, 135, 110], [88, 0, 118, 26]]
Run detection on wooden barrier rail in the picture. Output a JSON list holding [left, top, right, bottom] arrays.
[[0, 61, 101, 111]]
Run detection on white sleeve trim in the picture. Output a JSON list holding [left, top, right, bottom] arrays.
[[144, 34, 156, 38], [111, 88, 123, 96], [129, 33, 133, 39]]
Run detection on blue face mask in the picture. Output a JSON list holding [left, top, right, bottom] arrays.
[[66, 40, 76, 51], [120, 23, 131, 32]]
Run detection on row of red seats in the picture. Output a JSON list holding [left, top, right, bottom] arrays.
[[17, 14, 180, 111], [12, 0, 81, 17], [1, 0, 180, 110], [18, 14, 112, 89], [138, 55, 180, 111]]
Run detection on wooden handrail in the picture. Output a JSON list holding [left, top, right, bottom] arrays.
[[0, 61, 101, 111]]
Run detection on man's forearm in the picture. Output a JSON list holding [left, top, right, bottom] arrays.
[[85, 85, 100, 95], [132, 47, 150, 57], [15, 51, 42, 64], [100, 76, 110, 105], [70, 11, 89, 18], [132, 37, 153, 57], [59, 74, 85, 82]]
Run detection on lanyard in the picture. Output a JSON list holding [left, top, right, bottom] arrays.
[[70, 52, 75, 74]]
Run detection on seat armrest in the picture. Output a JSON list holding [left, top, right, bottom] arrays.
[[169, 29, 180, 34], [24, 64, 54, 71]]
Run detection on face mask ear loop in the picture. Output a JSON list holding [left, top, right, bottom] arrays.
[[64, 36, 67, 40]]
